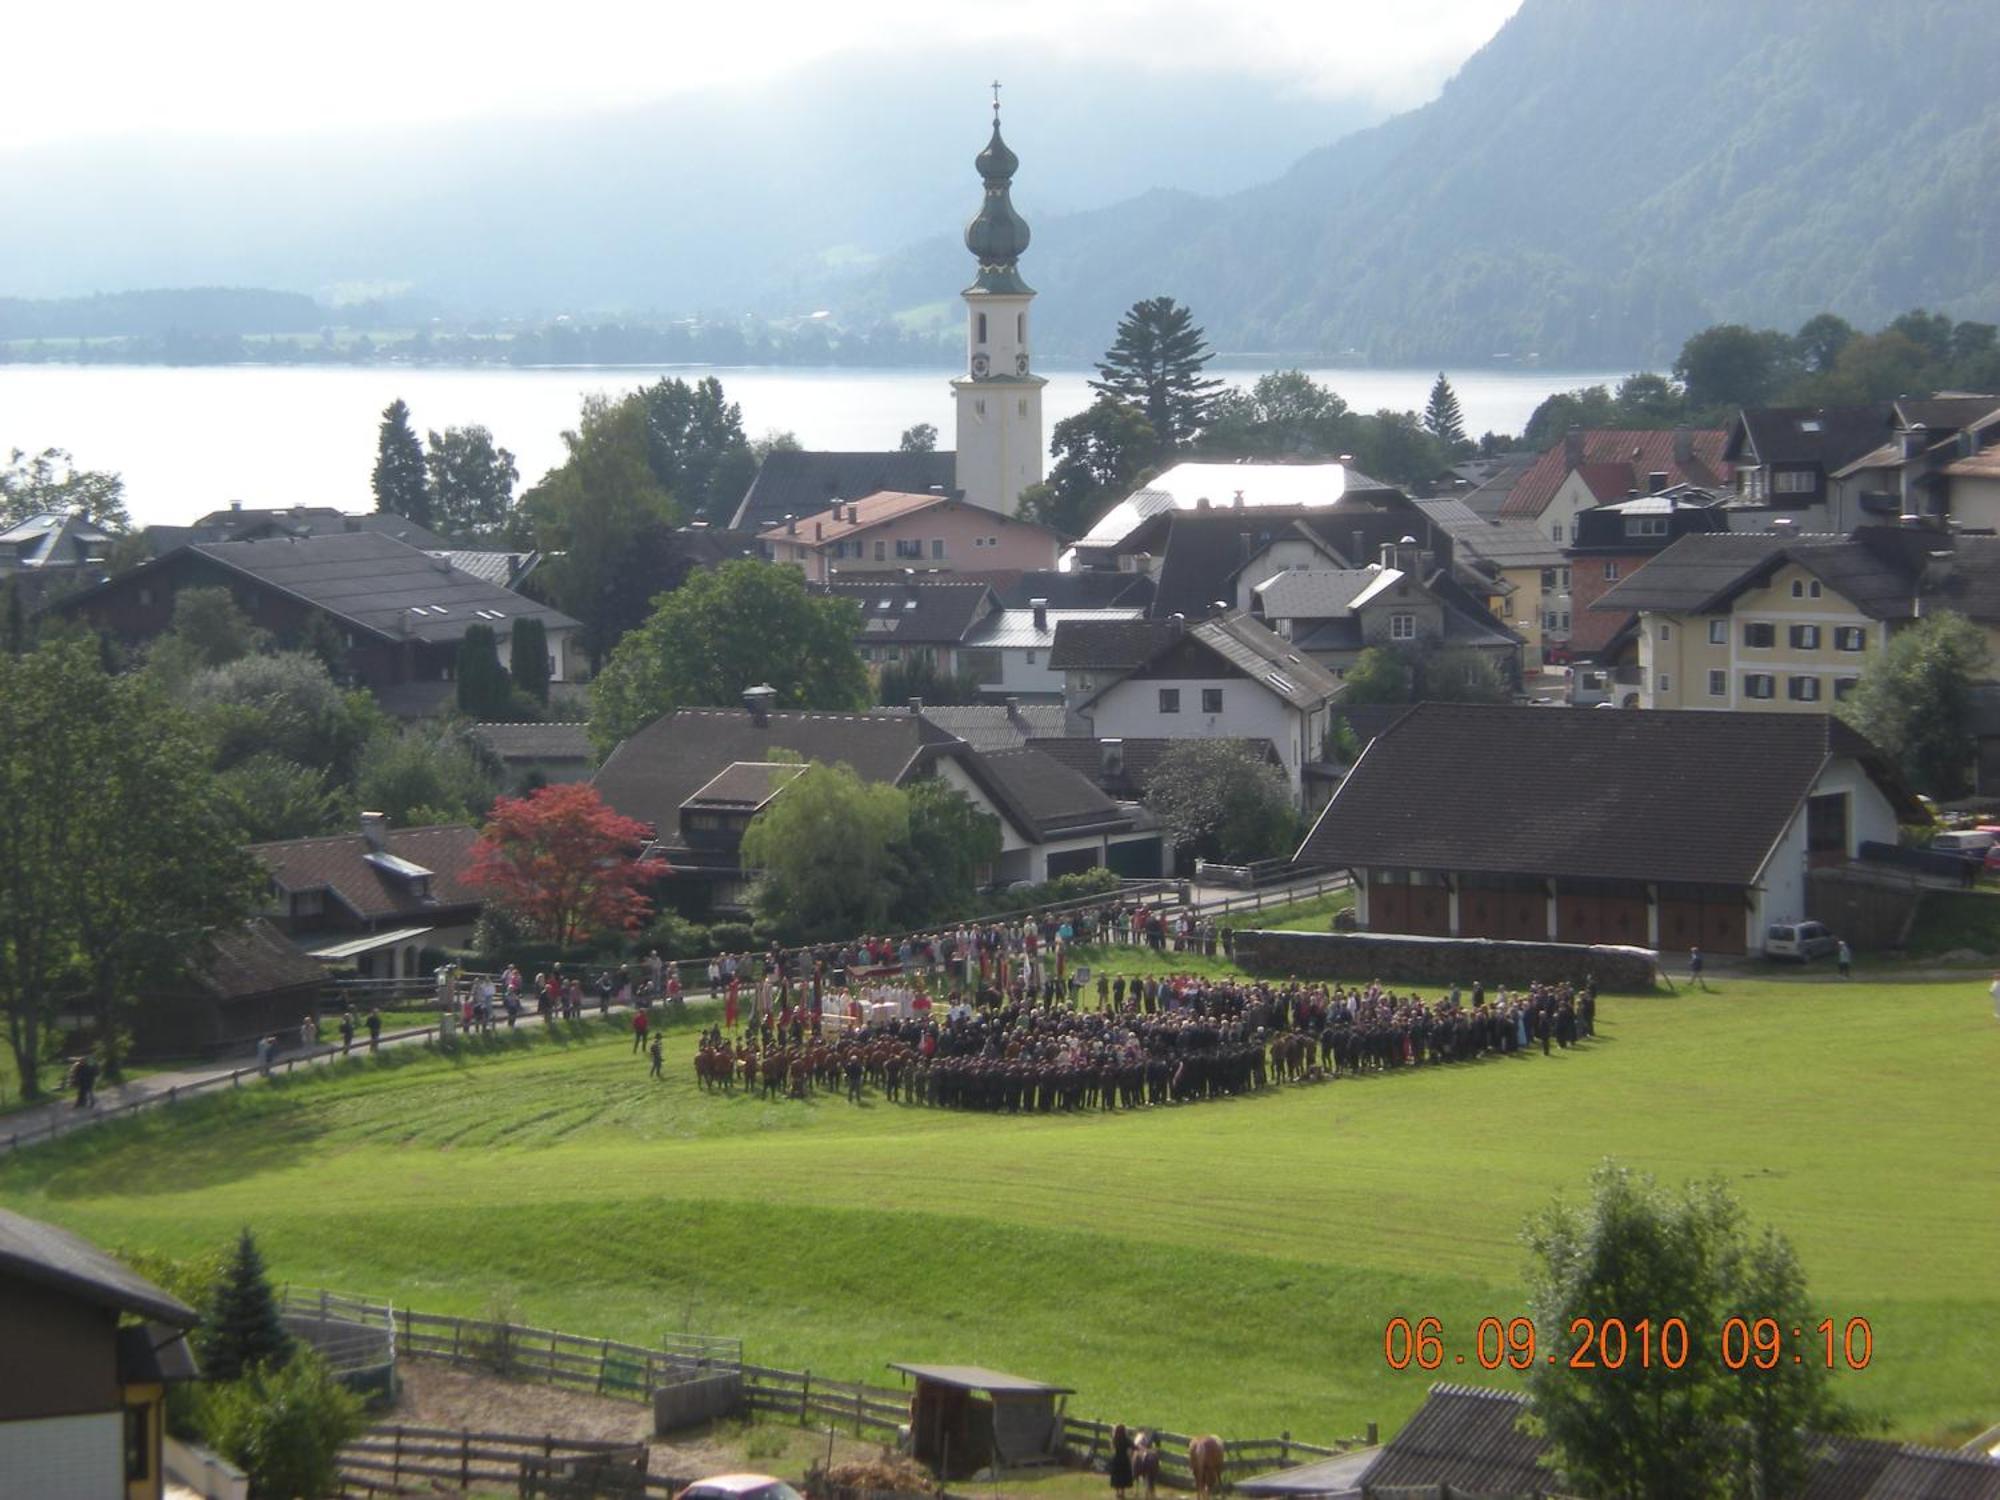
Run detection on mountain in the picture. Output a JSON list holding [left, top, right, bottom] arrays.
[[0, 52, 1378, 324], [844, 0, 2000, 365]]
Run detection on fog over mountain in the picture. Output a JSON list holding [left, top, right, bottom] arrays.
[[0, 51, 1377, 324]]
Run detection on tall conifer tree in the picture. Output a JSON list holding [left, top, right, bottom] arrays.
[[372, 398, 432, 527], [1090, 297, 1223, 449]]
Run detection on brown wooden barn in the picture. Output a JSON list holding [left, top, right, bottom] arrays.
[[887, 1364, 1072, 1478]]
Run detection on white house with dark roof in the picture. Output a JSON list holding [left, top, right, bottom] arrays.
[[1051, 611, 1343, 802]]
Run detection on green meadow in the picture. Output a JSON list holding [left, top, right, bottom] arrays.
[[1, 972, 1993, 1447]]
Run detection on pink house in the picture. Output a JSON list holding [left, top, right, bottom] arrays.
[[759, 491, 1061, 583]]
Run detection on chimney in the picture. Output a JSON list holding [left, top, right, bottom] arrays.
[[1167, 612, 1185, 639], [1564, 427, 1585, 468], [1232, 490, 1246, 510], [1196, 495, 1211, 511], [742, 683, 776, 726], [1030, 597, 1048, 631], [815, 522, 823, 540], [1673, 425, 1694, 465], [1648, 471, 1669, 494], [230, 499, 243, 512], [785, 514, 797, 535], [907, 696, 924, 715], [359, 811, 388, 851], [831, 501, 843, 522], [1379, 542, 1397, 570], [1101, 738, 1125, 780]]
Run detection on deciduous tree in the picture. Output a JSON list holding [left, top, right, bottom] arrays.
[[1019, 396, 1159, 537], [371, 397, 432, 528], [639, 375, 756, 526], [898, 422, 938, 453], [466, 783, 667, 948], [1142, 740, 1298, 864], [0, 446, 130, 530], [1200, 370, 1351, 459], [354, 724, 498, 829], [739, 762, 908, 941], [589, 559, 869, 751], [1090, 296, 1223, 448], [1837, 610, 1987, 798], [893, 780, 1003, 924], [424, 424, 517, 539], [1524, 1162, 1851, 1500]]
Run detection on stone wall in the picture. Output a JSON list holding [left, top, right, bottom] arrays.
[[1232, 929, 1659, 991]]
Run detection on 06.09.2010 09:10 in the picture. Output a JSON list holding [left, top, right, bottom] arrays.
[[1383, 1315, 1874, 1372]]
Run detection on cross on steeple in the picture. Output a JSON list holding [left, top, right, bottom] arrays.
[[991, 80, 1002, 122]]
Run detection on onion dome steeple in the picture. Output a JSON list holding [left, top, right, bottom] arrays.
[[964, 83, 1033, 295]]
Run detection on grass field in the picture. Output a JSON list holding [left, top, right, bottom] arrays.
[[1, 971, 1994, 1450]]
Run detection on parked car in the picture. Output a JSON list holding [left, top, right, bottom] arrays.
[[1930, 829, 1997, 857], [1765, 921, 1839, 962], [675, 1477, 804, 1500]]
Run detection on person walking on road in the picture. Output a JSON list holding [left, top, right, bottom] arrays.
[[648, 1032, 664, 1080], [631, 1005, 649, 1054], [70, 1054, 97, 1110], [366, 1008, 382, 1051], [339, 1009, 356, 1054], [1836, 939, 1852, 979], [1689, 946, 1708, 991]]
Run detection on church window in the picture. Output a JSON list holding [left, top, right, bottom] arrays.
[[976, 313, 988, 343], [1016, 313, 1024, 342], [975, 400, 986, 418], [1018, 399, 1028, 417]]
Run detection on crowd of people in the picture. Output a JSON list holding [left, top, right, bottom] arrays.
[[687, 969, 1599, 1112]]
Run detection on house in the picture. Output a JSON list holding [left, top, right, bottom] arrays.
[[1251, 1382, 2000, 1500], [1244, 539, 1522, 682], [249, 814, 484, 980], [957, 597, 1148, 699], [0, 511, 115, 579], [1069, 459, 1400, 557], [1828, 396, 2000, 531], [759, 491, 1062, 582], [1050, 611, 1343, 800], [142, 502, 457, 555], [870, 700, 1072, 751], [1724, 404, 1898, 525], [1027, 734, 1283, 799], [592, 693, 1163, 905], [47, 531, 580, 709], [947, 567, 1155, 612], [728, 450, 958, 535], [1416, 501, 1572, 665], [1592, 525, 2000, 713], [815, 578, 998, 678], [888, 1364, 1073, 1477], [1562, 487, 1730, 662], [1296, 703, 1921, 955], [467, 721, 596, 791], [1497, 428, 1731, 547], [0, 1207, 201, 1500], [132, 918, 329, 1058]]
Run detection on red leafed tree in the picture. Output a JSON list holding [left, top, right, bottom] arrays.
[[466, 783, 668, 948]]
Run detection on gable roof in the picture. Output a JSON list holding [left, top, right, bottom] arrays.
[[187, 505, 455, 551], [467, 722, 595, 765], [595, 708, 947, 843], [730, 450, 957, 533], [1074, 460, 1398, 550], [962, 605, 1145, 651], [1251, 568, 1388, 619], [760, 489, 948, 545], [817, 579, 995, 644], [1298, 703, 1916, 885], [1049, 618, 1183, 671], [60, 532, 578, 645], [1500, 430, 1730, 519], [872, 702, 1071, 751], [949, 746, 1134, 842], [196, 918, 327, 1001], [1187, 612, 1345, 709], [0, 510, 115, 569], [947, 568, 1156, 610], [1729, 405, 1897, 471], [685, 761, 807, 811], [1592, 528, 2000, 624], [0, 1207, 197, 1326], [249, 824, 484, 921], [1028, 735, 1282, 798], [1356, 1384, 2000, 1500]]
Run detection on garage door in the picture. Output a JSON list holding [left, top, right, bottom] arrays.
[[1105, 837, 1163, 878]]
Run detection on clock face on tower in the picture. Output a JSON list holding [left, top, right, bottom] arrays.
[[971, 353, 990, 377], [1015, 353, 1029, 375]]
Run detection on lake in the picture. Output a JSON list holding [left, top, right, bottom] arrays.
[[0, 362, 1632, 527]]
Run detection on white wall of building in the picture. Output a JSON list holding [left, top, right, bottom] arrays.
[[1084, 677, 1313, 796]]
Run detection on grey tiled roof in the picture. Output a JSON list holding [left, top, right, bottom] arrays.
[[1298, 704, 1912, 886], [196, 918, 326, 1001], [878, 703, 1071, 750], [939, 747, 1132, 841], [0, 1208, 197, 1326], [729, 450, 956, 533], [818, 579, 995, 644], [1189, 612, 1344, 710], [1048, 618, 1182, 670], [468, 722, 595, 764]]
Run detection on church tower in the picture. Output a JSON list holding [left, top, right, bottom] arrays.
[[953, 88, 1045, 515]]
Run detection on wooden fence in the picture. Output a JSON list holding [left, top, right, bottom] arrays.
[[282, 1288, 740, 1402], [1062, 1415, 1378, 1486], [335, 1423, 683, 1498]]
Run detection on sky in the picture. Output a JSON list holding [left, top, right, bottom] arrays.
[[8, 0, 1526, 149]]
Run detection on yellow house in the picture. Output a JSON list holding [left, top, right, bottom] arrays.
[[1593, 527, 2000, 712]]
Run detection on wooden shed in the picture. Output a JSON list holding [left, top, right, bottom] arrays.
[[887, 1363, 1073, 1478]]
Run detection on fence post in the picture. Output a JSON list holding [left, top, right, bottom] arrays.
[[1366, 1422, 1378, 1446], [1281, 1432, 1290, 1467], [855, 1387, 864, 1436], [800, 1369, 811, 1425], [451, 1316, 463, 1366], [461, 1428, 471, 1490], [598, 1338, 609, 1394], [392, 1426, 403, 1484]]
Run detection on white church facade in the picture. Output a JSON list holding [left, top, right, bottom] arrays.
[[951, 97, 1046, 515]]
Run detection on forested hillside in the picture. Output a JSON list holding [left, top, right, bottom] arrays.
[[851, 0, 2000, 365]]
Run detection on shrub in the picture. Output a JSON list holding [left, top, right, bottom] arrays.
[[636, 911, 711, 960], [197, 1349, 365, 1500]]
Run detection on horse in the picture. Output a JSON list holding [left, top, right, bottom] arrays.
[[1187, 1435, 1225, 1500], [1132, 1433, 1160, 1500]]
